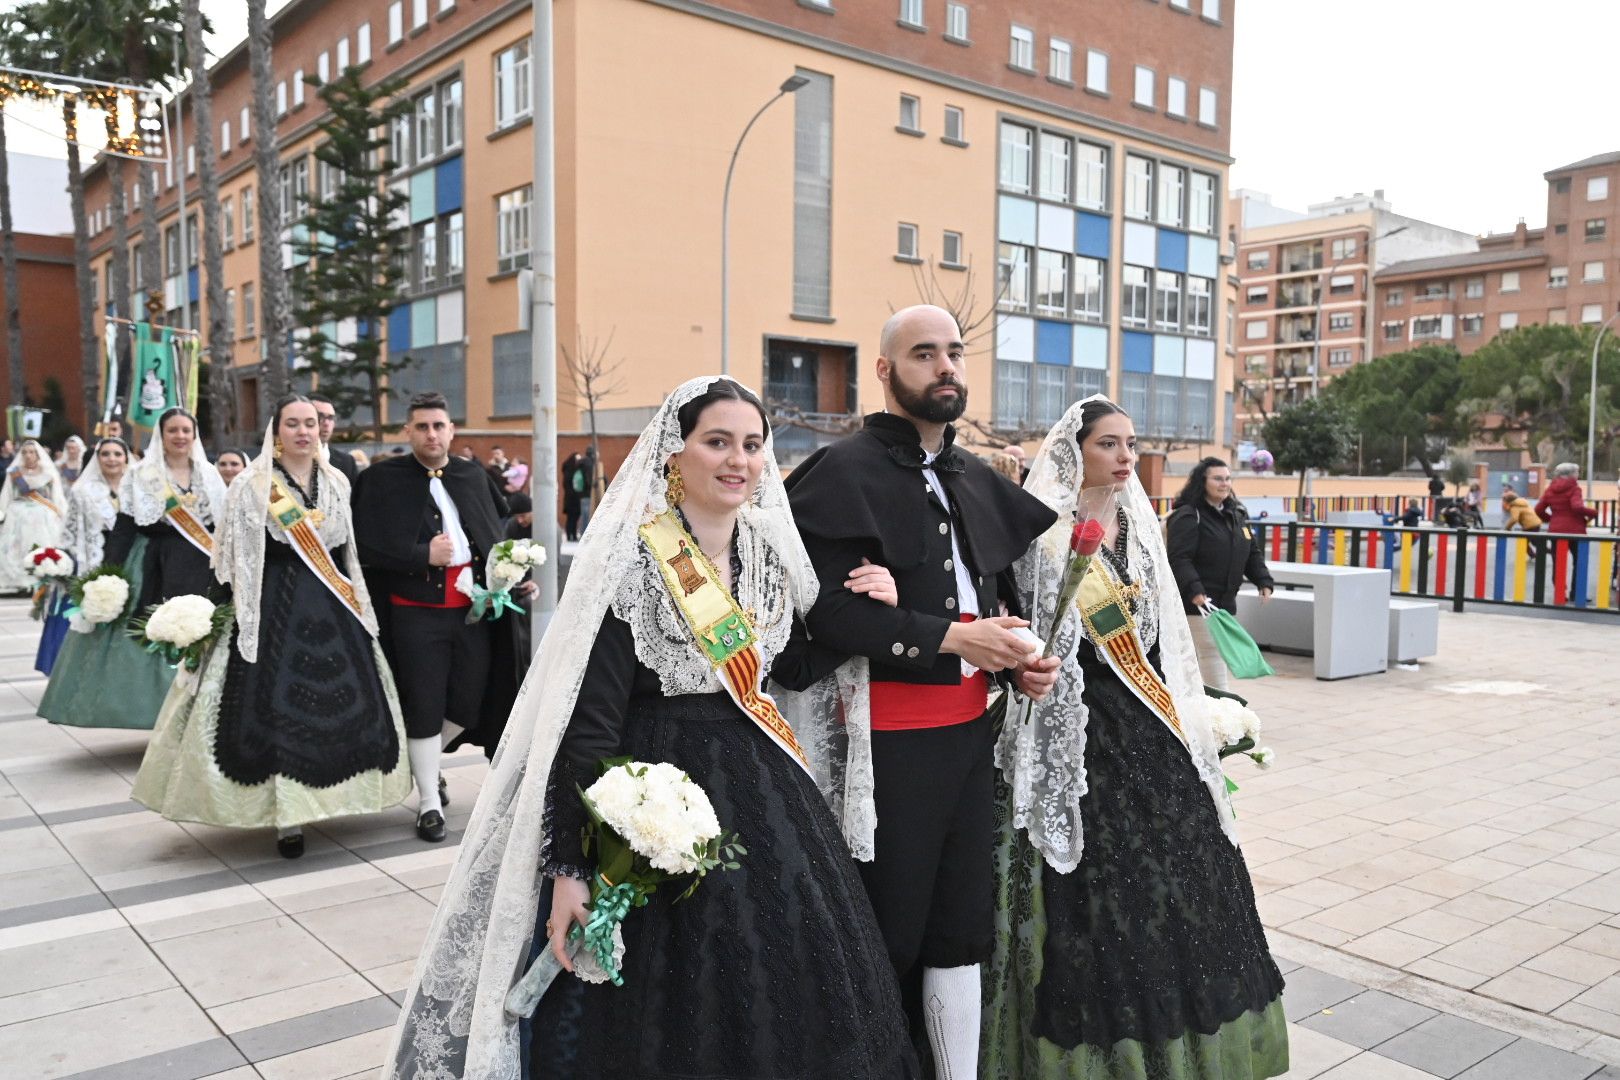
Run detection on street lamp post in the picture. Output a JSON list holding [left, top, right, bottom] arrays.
[[1588, 310, 1620, 501], [169, 28, 190, 332], [720, 75, 808, 376]]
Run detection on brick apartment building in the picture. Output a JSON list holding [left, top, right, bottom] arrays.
[[81, 0, 1240, 463], [0, 233, 85, 432]]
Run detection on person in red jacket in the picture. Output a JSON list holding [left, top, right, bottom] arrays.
[[1536, 463, 1600, 535]]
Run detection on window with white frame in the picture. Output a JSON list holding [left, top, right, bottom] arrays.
[[1385, 287, 1403, 305], [899, 0, 923, 27], [220, 120, 231, 153], [276, 80, 287, 115], [1050, 39, 1072, 82], [1156, 163, 1184, 227], [1198, 86, 1217, 125], [358, 23, 372, 63], [942, 230, 963, 266], [1328, 312, 1354, 332], [440, 0, 454, 11], [1329, 273, 1355, 295], [1202, 0, 1221, 17], [1187, 275, 1212, 335], [1167, 77, 1187, 118], [1122, 265, 1151, 327], [1036, 250, 1068, 315], [497, 185, 532, 272], [292, 157, 309, 213], [1245, 285, 1268, 303], [1464, 276, 1484, 298], [1244, 318, 1267, 340], [1382, 321, 1403, 341], [1412, 316, 1445, 338], [943, 105, 964, 143], [1074, 256, 1105, 321], [221, 197, 234, 249], [1461, 314, 1484, 335], [1582, 303, 1604, 323], [318, 52, 329, 84], [241, 282, 256, 336], [1125, 154, 1153, 220], [999, 121, 1032, 193], [185, 144, 194, 175], [1009, 25, 1034, 70], [1589, 218, 1608, 241], [240, 105, 250, 142], [1247, 250, 1269, 271], [1330, 237, 1357, 260], [998, 243, 1031, 312], [1549, 308, 1567, 325], [1076, 142, 1107, 209], [242, 186, 254, 240], [1189, 171, 1215, 234], [897, 222, 920, 260], [388, 2, 403, 44], [1585, 260, 1606, 282], [495, 39, 533, 128], [293, 70, 305, 106], [1589, 176, 1610, 201], [946, 2, 968, 39], [338, 37, 350, 69], [412, 0, 428, 30], [1500, 270, 1520, 293], [415, 87, 438, 162], [441, 77, 462, 149], [390, 112, 412, 169], [1086, 49, 1108, 93], [1039, 132, 1071, 201], [1550, 265, 1568, 288], [1329, 347, 1352, 365], [1499, 311, 1519, 330], [1133, 66, 1154, 107], [898, 94, 920, 132]]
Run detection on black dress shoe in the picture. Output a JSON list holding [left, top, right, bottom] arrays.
[[416, 810, 447, 843], [277, 833, 305, 859], [439, 776, 450, 808]]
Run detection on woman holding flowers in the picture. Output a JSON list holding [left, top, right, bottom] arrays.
[[385, 377, 915, 1080], [0, 439, 65, 592], [132, 396, 410, 859], [985, 397, 1286, 1080]]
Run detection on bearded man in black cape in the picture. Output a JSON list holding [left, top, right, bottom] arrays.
[[785, 304, 1060, 1077], [352, 391, 531, 843]]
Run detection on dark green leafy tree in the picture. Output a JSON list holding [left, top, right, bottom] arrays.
[[1263, 396, 1354, 498], [1456, 323, 1620, 470], [1323, 344, 1465, 476], [293, 68, 411, 444]]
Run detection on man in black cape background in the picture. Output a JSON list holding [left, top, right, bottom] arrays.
[[352, 391, 529, 843], [785, 304, 1060, 1077]]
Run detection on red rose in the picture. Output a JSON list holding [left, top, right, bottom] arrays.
[[1071, 519, 1106, 556]]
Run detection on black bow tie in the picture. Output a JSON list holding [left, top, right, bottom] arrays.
[[888, 444, 965, 474]]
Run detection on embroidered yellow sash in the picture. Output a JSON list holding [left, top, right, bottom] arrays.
[[162, 484, 215, 557], [1076, 561, 1186, 747], [639, 511, 811, 774], [269, 476, 365, 622], [23, 490, 61, 517]]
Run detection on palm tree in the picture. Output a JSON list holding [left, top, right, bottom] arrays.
[[0, 103, 25, 411], [247, 0, 288, 408], [182, 0, 231, 445]]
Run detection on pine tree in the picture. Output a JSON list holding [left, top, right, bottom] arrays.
[[293, 68, 410, 444]]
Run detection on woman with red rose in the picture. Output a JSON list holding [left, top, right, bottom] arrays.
[[985, 398, 1287, 1080]]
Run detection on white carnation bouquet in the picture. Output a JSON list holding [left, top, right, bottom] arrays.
[[27, 546, 75, 581], [127, 594, 233, 671], [506, 759, 743, 1018], [460, 537, 545, 622], [1207, 690, 1275, 774], [68, 566, 132, 633]]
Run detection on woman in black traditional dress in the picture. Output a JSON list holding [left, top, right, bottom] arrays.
[[384, 376, 915, 1080], [985, 397, 1287, 1080]]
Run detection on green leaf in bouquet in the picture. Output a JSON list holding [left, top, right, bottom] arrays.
[[1218, 735, 1255, 760]]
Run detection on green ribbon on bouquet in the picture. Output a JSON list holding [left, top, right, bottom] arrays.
[[581, 876, 639, 987], [466, 583, 526, 623]]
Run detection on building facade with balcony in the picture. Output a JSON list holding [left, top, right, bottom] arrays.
[[82, 0, 1239, 462]]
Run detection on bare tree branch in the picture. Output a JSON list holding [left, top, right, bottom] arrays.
[[560, 325, 626, 501]]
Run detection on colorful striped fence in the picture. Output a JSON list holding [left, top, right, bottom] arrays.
[[1150, 495, 1620, 529]]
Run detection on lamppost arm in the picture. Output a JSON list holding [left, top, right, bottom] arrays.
[[720, 88, 791, 376]]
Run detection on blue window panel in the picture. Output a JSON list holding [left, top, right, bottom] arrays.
[[1122, 330, 1154, 373], [1037, 204, 1075, 252], [1188, 234, 1218, 278], [187, 267, 199, 304], [1123, 221, 1156, 266], [996, 314, 1035, 362], [410, 170, 436, 224], [1072, 324, 1108, 369], [387, 304, 412, 354], [1185, 338, 1216, 380], [411, 297, 437, 346], [1153, 334, 1185, 376], [435, 155, 463, 215], [1157, 230, 1188, 274], [1075, 212, 1111, 259], [1036, 320, 1072, 366], [998, 196, 1037, 246]]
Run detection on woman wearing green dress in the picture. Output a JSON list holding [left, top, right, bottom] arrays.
[[132, 396, 410, 858], [985, 397, 1287, 1080], [38, 436, 176, 730]]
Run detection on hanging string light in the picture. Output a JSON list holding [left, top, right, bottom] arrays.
[[0, 70, 160, 158]]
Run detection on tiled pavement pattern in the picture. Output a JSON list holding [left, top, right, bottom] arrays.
[[1, 598, 1618, 1078]]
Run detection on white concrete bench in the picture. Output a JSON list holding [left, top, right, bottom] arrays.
[[1387, 598, 1439, 663], [1234, 562, 1391, 680]]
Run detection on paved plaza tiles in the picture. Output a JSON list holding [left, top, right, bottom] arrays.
[[2, 597, 1619, 1078]]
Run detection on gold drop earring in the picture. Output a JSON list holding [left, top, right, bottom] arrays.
[[273, 438, 284, 459], [666, 462, 686, 507]]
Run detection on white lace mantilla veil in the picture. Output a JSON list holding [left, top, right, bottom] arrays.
[[122, 413, 227, 529], [215, 421, 374, 664], [1, 438, 67, 508], [60, 438, 128, 571], [997, 394, 1238, 876], [382, 376, 849, 1080]]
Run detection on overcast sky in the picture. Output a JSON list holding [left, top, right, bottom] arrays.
[[6, 0, 1613, 239]]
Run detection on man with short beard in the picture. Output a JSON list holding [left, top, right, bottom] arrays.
[[785, 304, 1059, 1076]]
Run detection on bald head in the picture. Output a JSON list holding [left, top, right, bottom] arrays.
[[880, 304, 962, 359], [877, 304, 969, 428]]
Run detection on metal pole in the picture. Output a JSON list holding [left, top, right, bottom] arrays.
[[172, 31, 190, 332], [720, 88, 791, 376], [1590, 310, 1620, 502], [528, 0, 559, 642]]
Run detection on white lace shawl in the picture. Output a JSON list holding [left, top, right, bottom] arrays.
[[0, 440, 66, 520], [59, 443, 126, 571], [383, 376, 848, 1080], [123, 421, 226, 529], [215, 423, 377, 664], [996, 395, 1238, 874]]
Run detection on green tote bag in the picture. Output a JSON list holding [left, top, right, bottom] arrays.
[[1204, 607, 1275, 679]]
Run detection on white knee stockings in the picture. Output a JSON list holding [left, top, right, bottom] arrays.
[[923, 963, 981, 1080], [408, 737, 441, 815]]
